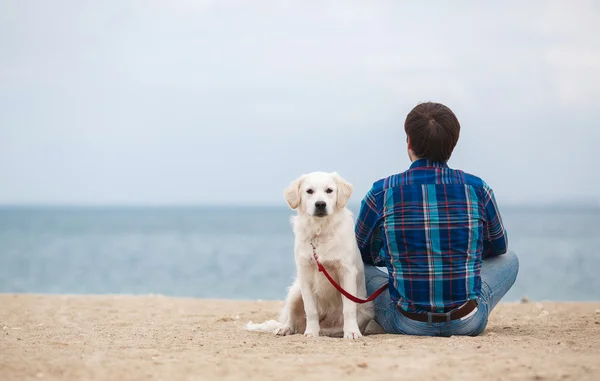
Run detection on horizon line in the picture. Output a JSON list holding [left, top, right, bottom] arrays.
[[0, 201, 599, 211]]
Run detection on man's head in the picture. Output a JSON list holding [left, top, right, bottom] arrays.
[[404, 102, 461, 163]]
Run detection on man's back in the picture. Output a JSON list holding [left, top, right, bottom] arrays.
[[356, 101, 517, 336], [355, 159, 508, 313]]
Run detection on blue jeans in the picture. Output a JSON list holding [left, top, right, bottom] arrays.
[[365, 250, 519, 336]]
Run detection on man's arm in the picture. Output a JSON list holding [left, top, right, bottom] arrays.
[[482, 184, 508, 258], [355, 187, 384, 266]]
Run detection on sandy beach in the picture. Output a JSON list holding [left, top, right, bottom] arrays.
[[0, 294, 599, 381]]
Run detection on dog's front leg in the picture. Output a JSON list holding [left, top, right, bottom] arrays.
[[298, 271, 320, 337], [340, 266, 362, 339]]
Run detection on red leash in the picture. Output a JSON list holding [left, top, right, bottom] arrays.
[[310, 241, 388, 304]]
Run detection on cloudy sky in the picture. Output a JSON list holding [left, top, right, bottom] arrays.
[[1, 0, 598, 206]]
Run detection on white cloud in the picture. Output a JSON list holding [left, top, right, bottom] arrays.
[[0, 0, 598, 205]]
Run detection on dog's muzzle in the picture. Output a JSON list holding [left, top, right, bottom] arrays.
[[313, 201, 327, 217]]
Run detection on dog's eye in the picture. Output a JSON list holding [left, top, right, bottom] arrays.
[[306, 189, 313, 194], [326, 188, 333, 194]]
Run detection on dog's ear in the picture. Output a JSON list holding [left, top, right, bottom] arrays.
[[283, 175, 305, 210], [332, 172, 353, 208]]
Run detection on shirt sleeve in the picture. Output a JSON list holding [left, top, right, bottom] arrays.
[[481, 184, 508, 258], [355, 187, 385, 266]]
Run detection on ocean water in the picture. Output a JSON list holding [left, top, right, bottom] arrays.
[[0, 206, 599, 302]]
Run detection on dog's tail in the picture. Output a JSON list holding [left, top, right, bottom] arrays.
[[245, 319, 282, 333]]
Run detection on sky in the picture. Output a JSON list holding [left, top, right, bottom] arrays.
[[0, 0, 599, 206]]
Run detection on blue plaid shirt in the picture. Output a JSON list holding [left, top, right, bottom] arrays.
[[355, 159, 508, 313]]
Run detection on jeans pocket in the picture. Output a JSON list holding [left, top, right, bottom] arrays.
[[440, 299, 489, 337], [466, 314, 488, 336], [463, 301, 490, 336]]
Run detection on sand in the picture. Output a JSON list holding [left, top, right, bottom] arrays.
[[1, 294, 599, 381]]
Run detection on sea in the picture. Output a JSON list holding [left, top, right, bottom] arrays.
[[0, 205, 599, 302]]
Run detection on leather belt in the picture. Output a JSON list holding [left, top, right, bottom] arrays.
[[397, 299, 478, 323]]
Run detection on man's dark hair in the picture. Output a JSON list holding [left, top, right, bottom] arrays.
[[404, 102, 461, 162]]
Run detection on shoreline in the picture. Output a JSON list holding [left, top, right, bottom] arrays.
[[1, 293, 599, 380], [4, 291, 599, 304]]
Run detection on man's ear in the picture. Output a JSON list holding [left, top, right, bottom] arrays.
[[283, 175, 305, 210], [332, 172, 353, 208], [407, 136, 416, 161]]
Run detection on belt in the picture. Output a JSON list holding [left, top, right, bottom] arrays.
[[397, 299, 478, 323]]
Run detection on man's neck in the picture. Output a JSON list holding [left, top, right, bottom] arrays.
[[409, 152, 421, 162]]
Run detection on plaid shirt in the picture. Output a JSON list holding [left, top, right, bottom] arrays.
[[355, 159, 508, 313]]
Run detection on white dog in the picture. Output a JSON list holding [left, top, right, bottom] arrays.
[[246, 171, 375, 339]]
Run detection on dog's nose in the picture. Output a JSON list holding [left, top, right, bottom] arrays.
[[315, 201, 326, 210]]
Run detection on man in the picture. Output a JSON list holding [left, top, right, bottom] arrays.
[[354, 102, 518, 336]]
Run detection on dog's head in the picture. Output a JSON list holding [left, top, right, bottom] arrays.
[[283, 171, 353, 217]]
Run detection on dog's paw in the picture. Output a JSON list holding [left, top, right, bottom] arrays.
[[303, 329, 319, 338], [274, 326, 294, 336], [343, 330, 363, 340]]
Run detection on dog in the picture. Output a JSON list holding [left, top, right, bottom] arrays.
[[246, 171, 375, 339]]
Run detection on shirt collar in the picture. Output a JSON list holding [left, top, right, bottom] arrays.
[[409, 158, 449, 169]]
